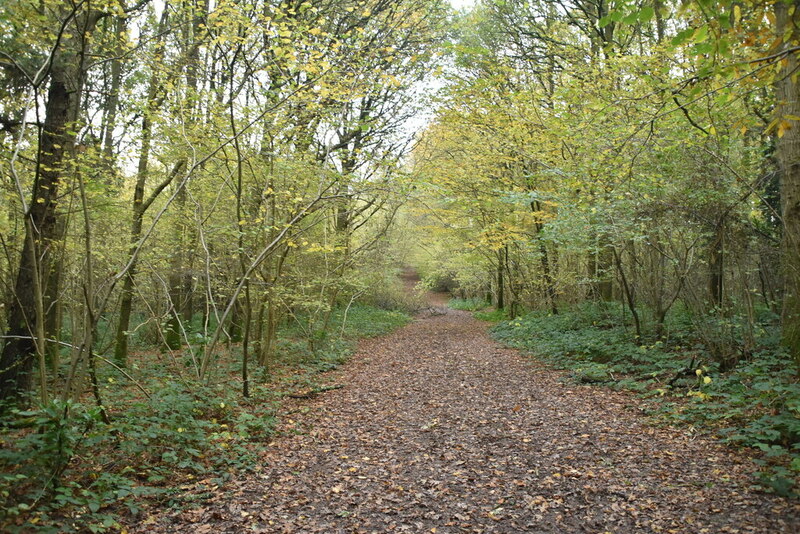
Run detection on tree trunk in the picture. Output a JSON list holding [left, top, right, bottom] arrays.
[[0, 7, 100, 402], [776, 1, 800, 369], [496, 248, 505, 310], [112, 88, 155, 365], [258, 300, 278, 369], [654, 0, 666, 43], [597, 243, 614, 301], [112, 9, 171, 365], [101, 15, 126, 170], [532, 201, 558, 314], [165, 0, 207, 349], [165, 269, 183, 350], [165, 184, 189, 351], [709, 220, 724, 310], [613, 246, 642, 339], [44, 217, 68, 370]]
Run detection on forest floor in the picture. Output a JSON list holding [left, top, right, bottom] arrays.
[[133, 280, 800, 533]]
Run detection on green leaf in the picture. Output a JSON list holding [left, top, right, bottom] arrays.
[[623, 12, 639, 25], [718, 38, 730, 57], [639, 6, 655, 22], [693, 42, 714, 55], [791, 456, 800, 472], [694, 25, 709, 43], [671, 28, 693, 46]]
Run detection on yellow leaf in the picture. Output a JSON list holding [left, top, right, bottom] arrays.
[[703, 376, 712, 384]]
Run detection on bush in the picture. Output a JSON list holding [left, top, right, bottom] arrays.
[[0, 303, 410, 531], [0, 383, 277, 532]]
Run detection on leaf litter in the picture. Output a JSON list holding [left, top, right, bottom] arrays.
[[132, 291, 799, 533]]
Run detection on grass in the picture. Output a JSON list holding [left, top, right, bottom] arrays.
[[473, 308, 508, 322], [0, 303, 410, 533], [447, 297, 506, 321], [448, 297, 491, 311], [331, 304, 410, 338], [490, 302, 800, 497]]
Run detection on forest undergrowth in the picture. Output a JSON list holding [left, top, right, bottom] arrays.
[[0, 304, 410, 533]]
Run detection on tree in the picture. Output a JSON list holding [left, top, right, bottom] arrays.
[[0, 1, 106, 402], [775, 0, 800, 367]]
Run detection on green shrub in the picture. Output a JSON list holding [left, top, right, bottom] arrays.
[[448, 297, 490, 311], [474, 308, 507, 322], [0, 303, 410, 531], [0, 383, 278, 532]]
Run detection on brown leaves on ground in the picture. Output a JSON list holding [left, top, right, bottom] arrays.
[[133, 297, 799, 533]]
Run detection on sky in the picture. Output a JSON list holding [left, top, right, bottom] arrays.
[[398, 0, 475, 139], [449, 0, 476, 10]]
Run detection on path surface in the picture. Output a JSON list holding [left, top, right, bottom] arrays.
[[141, 290, 799, 533]]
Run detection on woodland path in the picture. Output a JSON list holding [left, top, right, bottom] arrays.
[[138, 281, 799, 533]]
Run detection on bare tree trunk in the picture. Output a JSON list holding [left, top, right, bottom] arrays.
[[597, 243, 614, 301], [709, 219, 724, 310], [112, 80, 156, 365], [614, 246, 642, 339], [532, 201, 558, 314], [653, 0, 666, 43], [0, 7, 101, 402], [112, 9, 172, 365], [496, 248, 505, 310], [101, 15, 126, 169], [775, 1, 800, 369], [44, 216, 68, 370], [165, 0, 207, 348], [646, 233, 668, 336]]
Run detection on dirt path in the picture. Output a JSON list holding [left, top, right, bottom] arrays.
[[141, 291, 799, 533]]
